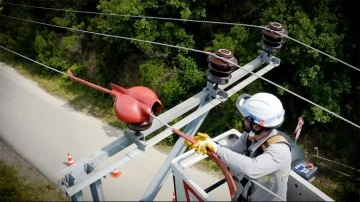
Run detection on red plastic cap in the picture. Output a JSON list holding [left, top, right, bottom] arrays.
[[128, 86, 162, 115], [111, 84, 162, 124], [66, 69, 163, 126], [306, 163, 314, 170]]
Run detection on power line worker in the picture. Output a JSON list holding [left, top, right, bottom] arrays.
[[186, 92, 291, 201]]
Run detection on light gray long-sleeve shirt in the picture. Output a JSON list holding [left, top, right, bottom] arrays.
[[216, 129, 291, 201]]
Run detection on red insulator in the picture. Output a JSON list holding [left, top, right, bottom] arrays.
[[207, 49, 238, 85], [111, 84, 162, 131], [262, 22, 288, 53], [67, 69, 163, 131]]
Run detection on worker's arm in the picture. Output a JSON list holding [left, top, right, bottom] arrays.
[[184, 132, 210, 149], [216, 144, 289, 179], [186, 132, 249, 154], [223, 132, 249, 154]]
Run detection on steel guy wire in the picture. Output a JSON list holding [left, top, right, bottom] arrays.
[[0, 2, 266, 29], [305, 151, 360, 173], [1, 1, 359, 72], [0, 13, 359, 130], [270, 31, 359, 72], [316, 161, 360, 182], [0, 14, 210, 58], [0, 45, 67, 76]]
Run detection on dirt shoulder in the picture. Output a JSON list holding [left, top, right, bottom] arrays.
[[0, 137, 67, 201]]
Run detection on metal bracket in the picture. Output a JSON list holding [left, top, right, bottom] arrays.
[[85, 164, 105, 201], [124, 130, 146, 151], [205, 82, 229, 101], [258, 50, 281, 66], [66, 173, 84, 201]]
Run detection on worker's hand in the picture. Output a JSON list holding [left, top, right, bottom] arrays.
[[184, 132, 210, 149], [196, 139, 219, 155]]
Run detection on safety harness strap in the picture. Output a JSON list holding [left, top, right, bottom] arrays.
[[261, 135, 291, 151], [240, 133, 290, 201]]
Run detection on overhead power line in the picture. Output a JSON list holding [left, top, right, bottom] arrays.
[[0, 2, 265, 28], [0, 13, 359, 130], [321, 165, 360, 182], [1, 1, 359, 72], [306, 152, 360, 173], [0, 45, 67, 76]]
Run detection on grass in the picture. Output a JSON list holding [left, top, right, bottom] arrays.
[[12, 59, 127, 129], [0, 160, 67, 201], [312, 168, 360, 201], [308, 156, 360, 201]]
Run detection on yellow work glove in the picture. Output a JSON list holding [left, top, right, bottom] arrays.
[[184, 132, 210, 149], [197, 139, 219, 155]]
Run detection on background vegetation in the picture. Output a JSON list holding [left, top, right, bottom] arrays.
[[0, 160, 66, 201], [0, 137, 66, 201], [0, 0, 359, 201]]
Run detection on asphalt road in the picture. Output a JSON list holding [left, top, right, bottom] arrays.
[[0, 62, 229, 201]]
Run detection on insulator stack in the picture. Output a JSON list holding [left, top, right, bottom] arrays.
[[207, 49, 238, 85], [262, 22, 288, 53], [127, 109, 155, 131], [127, 122, 152, 131]]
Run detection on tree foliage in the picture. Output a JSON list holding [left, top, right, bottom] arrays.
[[0, 1, 359, 193], [258, 0, 351, 126]]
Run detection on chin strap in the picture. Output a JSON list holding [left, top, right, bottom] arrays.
[[246, 122, 260, 142], [248, 131, 255, 141], [250, 122, 263, 135], [246, 122, 265, 141]]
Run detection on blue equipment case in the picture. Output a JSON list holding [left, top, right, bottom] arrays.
[[292, 160, 318, 181]]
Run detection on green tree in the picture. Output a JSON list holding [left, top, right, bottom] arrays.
[[95, 0, 206, 106], [259, 0, 350, 126], [0, 1, 37, 57]]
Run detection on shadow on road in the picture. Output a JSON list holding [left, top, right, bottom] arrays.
[[102, 124, 123, 138]]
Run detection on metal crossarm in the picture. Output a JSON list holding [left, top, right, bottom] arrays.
[[54, 52, 279, 201]]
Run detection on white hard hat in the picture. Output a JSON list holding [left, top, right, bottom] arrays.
[[236, 92, 285, 128]]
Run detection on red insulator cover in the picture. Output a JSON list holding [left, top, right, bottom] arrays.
[[67, 69, 162, 125], [111, 84, 162, 124]]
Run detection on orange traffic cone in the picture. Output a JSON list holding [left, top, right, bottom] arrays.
[[67, 152, 74, 166], [111, 168, 122, 178]]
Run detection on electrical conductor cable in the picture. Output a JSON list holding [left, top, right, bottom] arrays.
[[0, 14, 359, 130], [1, 1, 359, 72]]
